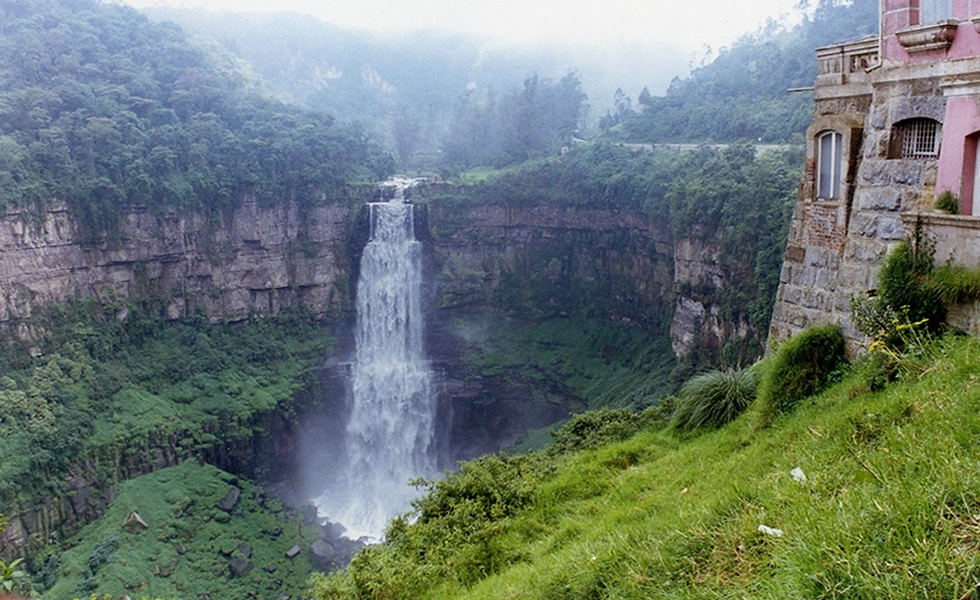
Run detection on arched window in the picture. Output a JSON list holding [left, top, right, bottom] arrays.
[[889, 118, 941, 159], [817, 130, 842, 199]]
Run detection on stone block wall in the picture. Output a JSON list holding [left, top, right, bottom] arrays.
[[769, 66, 948, 350]]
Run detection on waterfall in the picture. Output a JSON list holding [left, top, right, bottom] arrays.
[[318, 179, 436, 540]]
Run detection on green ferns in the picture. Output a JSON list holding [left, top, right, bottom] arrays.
[[0, 513, 29, 596]]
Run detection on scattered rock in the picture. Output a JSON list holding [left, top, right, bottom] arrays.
[[321, 520, 346, 540], [213, 511, 231, 524], [285, 545, 301, 559], [122, 511, 148, 534], [310, 536, 365, 572], [152, 556, 180, 578], [229, 556, 253, 578], [218, 487, 241, 512], [303, 504, 319, 525], [238, 544, 252, 559]]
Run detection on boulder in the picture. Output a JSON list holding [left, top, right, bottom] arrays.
[[310, 534, 365, 572], [122, 511, 148, 534], [218, 487, 241, 512], [229, 556, 253, 577]]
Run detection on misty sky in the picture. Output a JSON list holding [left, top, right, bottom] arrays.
[[121, 0, 802, 58], [119, 0, 807, 104]]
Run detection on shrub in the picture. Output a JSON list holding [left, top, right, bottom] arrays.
[[876, 238, 945, 334], [757, 324, 847, 424], [671, 368, 757, 430], [925, 264, 980, 305], [935, 190, 959, 214], [548, 408, 645, 454]]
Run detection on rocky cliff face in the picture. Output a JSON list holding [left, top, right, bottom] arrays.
[[426, 202, 675, 326], [0, 198, 363, 340], [670, 231, 752, 361], [0, 192, 762, 366]]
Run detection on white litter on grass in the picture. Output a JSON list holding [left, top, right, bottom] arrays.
[[758, 524, 783, 537], [791, 466, 807, 484]]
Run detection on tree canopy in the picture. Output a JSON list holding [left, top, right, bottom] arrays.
[[442, 72, 587, 169], [0, 0, 392, 234], [611, 0, 878, 143]]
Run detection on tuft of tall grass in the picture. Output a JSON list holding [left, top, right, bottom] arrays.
[[671, 368, 757, 430], [925, 264, 980, 305], [757, 324, 846, 425]]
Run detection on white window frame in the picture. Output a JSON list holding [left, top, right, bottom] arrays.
[[817, 130, 843, 200]]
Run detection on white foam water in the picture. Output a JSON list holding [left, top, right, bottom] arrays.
[[317, 180, 436, 540]]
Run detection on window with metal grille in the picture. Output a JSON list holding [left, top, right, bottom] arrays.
[[890, 118, 941, 159]]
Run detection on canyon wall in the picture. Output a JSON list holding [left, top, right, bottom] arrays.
[[0, 198, 363, 341], [426, 202, 674, 327], [0, 190, 769, 556], [0, 193, 756, 361]]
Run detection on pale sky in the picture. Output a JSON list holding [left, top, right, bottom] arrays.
[[120, 0, 803, 55]]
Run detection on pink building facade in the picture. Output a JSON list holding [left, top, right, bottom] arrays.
[[880, 0, 980, 215], [769, 0, 980, 348]]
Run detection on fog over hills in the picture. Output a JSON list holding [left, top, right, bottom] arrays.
[[138, 8, 704, 143]]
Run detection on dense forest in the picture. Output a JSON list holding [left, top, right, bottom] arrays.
[[0, 0, 391, 235], [606, 0, 879, 142], [143, 0, 878, 167]]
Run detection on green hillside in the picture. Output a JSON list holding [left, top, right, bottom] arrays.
[[42, 461, 319, 600], [611, 0, 879, 143], [311, 332, 980, 599], [0, 0, 390, 234]]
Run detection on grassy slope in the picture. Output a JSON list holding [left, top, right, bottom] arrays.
[[43, 461, 319, 600], [464, 337, 980, 599], [315, 334, 980, 599]]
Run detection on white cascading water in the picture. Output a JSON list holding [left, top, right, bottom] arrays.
[[318, 179, 436, 540]]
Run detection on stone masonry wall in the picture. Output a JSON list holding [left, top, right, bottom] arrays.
[[770, 76, 944, 350]]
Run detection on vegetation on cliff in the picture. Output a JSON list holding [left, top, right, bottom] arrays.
[[39, 461, 318, 600], [608, 0, 879, 143], [0, 302, 327, 507], [310, 331, 980, 599], [442, 142, 799, 369], [0, 0, 391, 234]]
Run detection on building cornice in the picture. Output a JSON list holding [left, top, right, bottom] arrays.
[[895, 20, 959, 53]]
